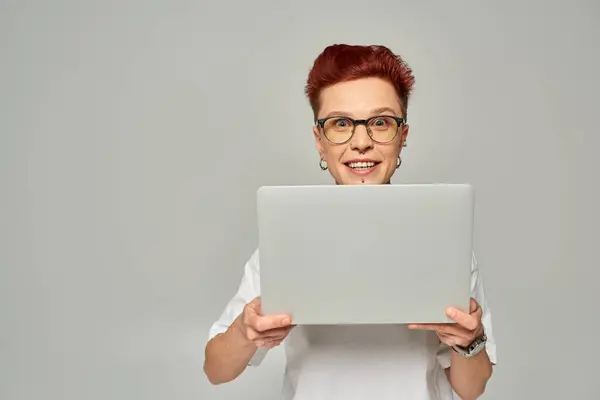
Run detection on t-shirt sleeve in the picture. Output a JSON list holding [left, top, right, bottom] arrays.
[[437, 253, 498, 369], [207, 250, 261, 342]]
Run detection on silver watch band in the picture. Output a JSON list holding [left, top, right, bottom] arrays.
[[452, 333, 487, 358]]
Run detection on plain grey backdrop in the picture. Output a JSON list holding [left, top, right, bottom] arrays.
[[1, 1, 598, 399]]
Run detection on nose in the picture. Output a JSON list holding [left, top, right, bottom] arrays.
[[349, 124, 374, 153]]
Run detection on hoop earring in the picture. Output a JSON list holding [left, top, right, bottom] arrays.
[[319, 159, 328, 171], [396, 156, 402, 169]]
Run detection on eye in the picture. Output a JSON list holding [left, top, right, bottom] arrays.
[[325, 118, 353, 131], [370, 116, 397, 131]]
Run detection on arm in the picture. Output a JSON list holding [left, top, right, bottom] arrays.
[[446, 254, 496, 398], [204, 297, 293, 385], [410, 254, 497, 399], [409, 299, 492, 399], [204, 314, 258, 385], [203, 251, 261, 384], [445, 349, 493, 400]]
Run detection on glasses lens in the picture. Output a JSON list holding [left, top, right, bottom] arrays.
[[368, 116, 399, 143], [323, 117, 354, 143]]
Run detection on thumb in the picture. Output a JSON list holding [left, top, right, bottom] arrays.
[[247, 297, 262, 315], [470, 297, 480, 314]]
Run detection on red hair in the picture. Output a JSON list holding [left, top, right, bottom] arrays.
[[305, 44, 415, 120]]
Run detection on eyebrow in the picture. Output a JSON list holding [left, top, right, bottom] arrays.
[[324, 107, 400, 119]]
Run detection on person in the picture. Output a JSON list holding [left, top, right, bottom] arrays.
[[203, 44, 497, 400]]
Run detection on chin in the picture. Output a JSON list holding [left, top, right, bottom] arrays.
[[336, 173, 390, 185]]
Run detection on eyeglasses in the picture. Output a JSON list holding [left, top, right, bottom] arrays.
[[316, 115, 405, 144]]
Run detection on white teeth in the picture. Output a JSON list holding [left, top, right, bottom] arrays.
[[348, 161, 376, 169]]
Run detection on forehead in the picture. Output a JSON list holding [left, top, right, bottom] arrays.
[[317, 77, 402, 118]]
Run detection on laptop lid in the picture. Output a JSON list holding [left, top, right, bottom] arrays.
[[257, 184, 474, 325]]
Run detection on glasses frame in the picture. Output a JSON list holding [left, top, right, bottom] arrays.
[[316, 115, 406, 144]]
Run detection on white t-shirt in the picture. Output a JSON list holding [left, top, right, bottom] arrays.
[[208, 249, 497, 400]]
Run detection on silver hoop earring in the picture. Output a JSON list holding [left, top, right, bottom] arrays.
[[396, 156, 402, 169], [319, 159, 328, 171]]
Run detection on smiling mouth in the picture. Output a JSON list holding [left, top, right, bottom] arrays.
[[344, 161, 381, 171]]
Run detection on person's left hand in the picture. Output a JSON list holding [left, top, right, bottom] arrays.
[[408, 297, 484, 348]]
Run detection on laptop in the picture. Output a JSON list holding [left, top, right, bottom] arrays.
[[256, 183, 474, 325]]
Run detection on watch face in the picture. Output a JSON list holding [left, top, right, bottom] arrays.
[[454, 334, 487, 357]]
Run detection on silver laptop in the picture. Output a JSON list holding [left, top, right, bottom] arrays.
[[256, 184, 474, 325]]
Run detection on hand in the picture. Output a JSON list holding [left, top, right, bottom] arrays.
[[408, 298, 484, 348], [236, 297, 294, 349]]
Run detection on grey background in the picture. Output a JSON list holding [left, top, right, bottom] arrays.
[[1, 1, 598, 399]]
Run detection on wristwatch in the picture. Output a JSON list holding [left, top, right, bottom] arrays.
[[452, 334, 487, 358]]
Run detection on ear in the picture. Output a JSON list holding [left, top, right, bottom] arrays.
[[399, 124, 409, 149], [313, 125, 325, 160]]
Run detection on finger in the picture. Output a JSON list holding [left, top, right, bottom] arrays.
[[261, 337, 284, 349], [244, 298, 291, 332], [471, 298, 483, 320], [435, 324, 476, 339], [252, 314, 293, 332], [445, 307, 479, 331], [246, 297, 262, 313], [409, 323, 473, 339], [257, 325, 294, 340], [439, 331, 477, 348], [256, 327, 294, 348], [242, 298, 261, 326], [407, 323, 444, 332], [408, 323, 472, 338], [437, 332, 457, 347], [470, 298, 479, 313]]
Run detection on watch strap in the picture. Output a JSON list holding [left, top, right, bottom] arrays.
[[452, 333, 487, 358]]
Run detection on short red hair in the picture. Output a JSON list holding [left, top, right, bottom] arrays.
[[305, 44, 415, 120]]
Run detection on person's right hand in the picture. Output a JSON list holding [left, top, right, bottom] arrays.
[[236, 297, 294, 349]]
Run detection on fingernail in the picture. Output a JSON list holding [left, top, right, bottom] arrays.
[[282, 318, 291, 325]]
